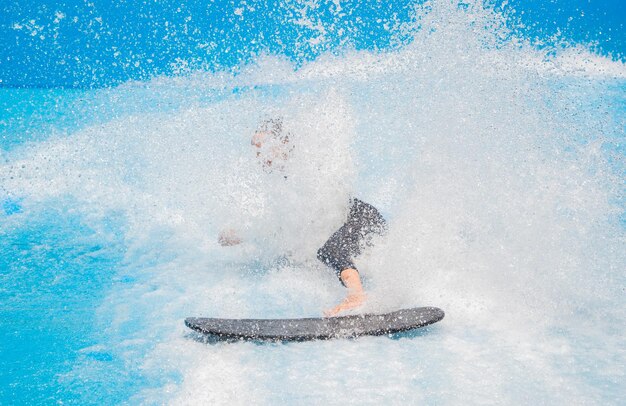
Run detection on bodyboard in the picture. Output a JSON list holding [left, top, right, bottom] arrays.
[[185, 306, 444, 341]]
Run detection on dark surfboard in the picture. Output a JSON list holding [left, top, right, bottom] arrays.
[[185, 306, 444, 341]]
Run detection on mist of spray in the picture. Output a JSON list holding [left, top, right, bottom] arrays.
[[1, 0, 624, 404]]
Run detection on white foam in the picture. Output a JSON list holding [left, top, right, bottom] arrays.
[[2, 0, 624, 403]]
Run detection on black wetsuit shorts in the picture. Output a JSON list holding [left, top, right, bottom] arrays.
[[317, 198, 387, 283]]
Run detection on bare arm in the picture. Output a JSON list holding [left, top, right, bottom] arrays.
[[218, 229, 242, 246]]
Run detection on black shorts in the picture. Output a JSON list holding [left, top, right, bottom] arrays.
[[316, 198, 387, 284]]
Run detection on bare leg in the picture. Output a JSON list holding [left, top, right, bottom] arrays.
[[324, 268, 367, 317]]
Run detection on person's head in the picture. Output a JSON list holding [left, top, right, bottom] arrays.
[[251, 117, 294, 172]]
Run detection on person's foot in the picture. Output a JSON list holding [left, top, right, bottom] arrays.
[[324, 292, 366, 317]]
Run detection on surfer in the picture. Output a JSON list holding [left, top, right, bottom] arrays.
[[219, 118, 387, 317]]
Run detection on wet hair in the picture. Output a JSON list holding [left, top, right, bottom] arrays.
[[257, 117, 291, 144]]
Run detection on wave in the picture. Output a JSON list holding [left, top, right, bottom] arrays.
[[1, 1, 624, 404]]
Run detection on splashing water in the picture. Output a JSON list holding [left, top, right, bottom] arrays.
[[1, 1, 624, 404]]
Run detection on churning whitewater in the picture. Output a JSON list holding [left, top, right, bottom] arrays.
[[1, 1, 624, 404]]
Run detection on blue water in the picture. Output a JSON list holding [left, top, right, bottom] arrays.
[[1, 1, 625, 405], [0, 204, 128, 403], [0, 0, 624, 88]]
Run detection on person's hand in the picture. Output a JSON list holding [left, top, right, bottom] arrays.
[[218, 229, 242, 246], [324, 292, 366, 317]]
